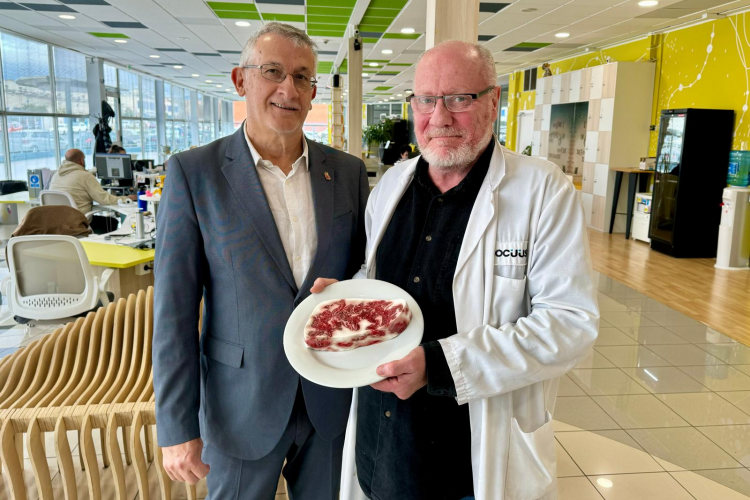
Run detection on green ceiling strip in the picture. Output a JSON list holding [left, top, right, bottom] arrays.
[[307, 0, 356, 7], [373, 86, 393, 90], [382, 33, 421, 39], [386, 63, 412, 66], [207, 2, 258, 12], [262, 13, 305, 22], [361, 15, 393, 24], [366, 7, 402, 17], [309, 30, 345, 36], [377, 71, 400, 75], [307, 15, 349, 24], [215, 11, 262, 19], [369, 0, 408, 8], [359, 24, 389, 32], [88, 32, 130, 38], [307, 23, 346, 30], [362, 37, 380, 43], [307, 6, 352, 15], [365, 59, 390, 63], [205, 74, 224, 77], [515, 42, 552, 48], [339, 59, 348, 72]]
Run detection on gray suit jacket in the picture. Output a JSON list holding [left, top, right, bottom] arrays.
[[153, 127, 368, 460]]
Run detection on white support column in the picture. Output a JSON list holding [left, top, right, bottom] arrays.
[[346, 34, 363, 159], [331, 77, 344, 151], [425, 0, 480, 49]]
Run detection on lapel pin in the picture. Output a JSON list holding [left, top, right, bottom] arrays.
[[324, 171, 331, 181]]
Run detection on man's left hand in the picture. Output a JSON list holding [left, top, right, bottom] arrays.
[[371, 347, 427, 400]]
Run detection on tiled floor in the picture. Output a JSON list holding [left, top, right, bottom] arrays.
[[1, 270, 750, 499]]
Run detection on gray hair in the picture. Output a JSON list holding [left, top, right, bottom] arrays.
[[416, 40, 497, 87], [239, 22, 318, 69]]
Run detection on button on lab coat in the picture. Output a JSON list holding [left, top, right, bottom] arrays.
[[341, 141, 600, 500]]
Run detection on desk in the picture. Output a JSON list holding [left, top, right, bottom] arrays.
[[80, 240, 155, 299], [609, 167, 655, 240], [0, 191, 38, 225]]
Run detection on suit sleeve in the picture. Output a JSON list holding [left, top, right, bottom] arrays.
[[439, 180, 600, 405], [348, 159, 369, 280], [153, 154, 206, 446]]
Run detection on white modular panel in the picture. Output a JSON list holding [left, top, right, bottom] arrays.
[[551, 74, 562, 104], [535, 78, 546, 107], [532, 131, 541, 156], [599, 98, 615, 132], [569, 71, 581, 102], [593, 163, 609, 197], [584, 131, 599, 163]]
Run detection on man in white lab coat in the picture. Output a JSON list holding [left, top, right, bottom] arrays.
[[315, 40, 599, 500]]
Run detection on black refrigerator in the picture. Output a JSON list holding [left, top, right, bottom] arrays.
[[649, 108, 734, 258]]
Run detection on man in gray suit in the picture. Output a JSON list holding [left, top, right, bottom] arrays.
[[153, 23, 368, 499]]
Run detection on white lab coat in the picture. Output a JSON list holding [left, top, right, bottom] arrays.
[[341, 141, 599, 500]]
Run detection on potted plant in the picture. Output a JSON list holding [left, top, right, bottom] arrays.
[[362, 119, 395, 159]]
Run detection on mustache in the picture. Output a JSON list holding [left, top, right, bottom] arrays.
[[425, 127, 463, 139]]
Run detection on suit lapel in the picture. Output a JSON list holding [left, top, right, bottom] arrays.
[[222, 128, 297, 293], [296, 139, 332, 301]]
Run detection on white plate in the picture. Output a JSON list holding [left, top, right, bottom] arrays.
[[283, 279, 424, 388]]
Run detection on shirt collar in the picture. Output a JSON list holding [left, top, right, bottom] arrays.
[[243, 120, 309, 173]]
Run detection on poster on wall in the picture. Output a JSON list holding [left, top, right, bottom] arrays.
[[547, 102, 589, 175]]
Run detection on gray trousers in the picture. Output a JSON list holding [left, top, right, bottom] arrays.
[[203, 385, 344, 500]]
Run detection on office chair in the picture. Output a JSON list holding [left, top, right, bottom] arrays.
[[39, 189, 76, 208], [0, 235, 113, 322]]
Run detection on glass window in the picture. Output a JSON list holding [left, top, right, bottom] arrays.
[[53, 47, 88, 115], [164, 81, 172, 119], [106, 95, 119, 150], [196, 93, 204, 120], [0, 120, 5, 178], [142, 77, 156, 119], [173, 121, 188, 152], [8, 116, 57, 179], [172, 86, 184, 120], [1, 33, 53, 113], [104, 64, 117, 89], [203, 95, 213, 122], [119, 70, 140, 118], [165, 120, 173, 152], [57, 117, 92, 160], [143, 120, 158, 160], [122, 119, 142, 155], [185, 89, 192, 120]]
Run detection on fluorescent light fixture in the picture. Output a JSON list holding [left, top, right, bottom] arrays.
[[369, 62, 379, 67], [192, 73, 199, 77], [149, 55, 160, 59], [235, 21, 251, 27], [216, 84, 223, 88], [381, 49, 393, 54], [644, 369, 659, 382], [206, 80, 213, 83], [59, 14, 76, 20], [596, 478, 613, 488], [173, 65, 183, 69], [397, 93, 403, 96], [114, 40, 128, 44], [556, 33, 570, 38], [362, 72, 369, 77], [638, 0, 658, 6], [405, 89, 412, 93], [401, 28, 415, 34]]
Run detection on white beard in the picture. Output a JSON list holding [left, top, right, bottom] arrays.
[[419, 127, 493, 172]]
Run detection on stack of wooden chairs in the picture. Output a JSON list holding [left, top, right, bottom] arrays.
[[0, 286, 199, 500]]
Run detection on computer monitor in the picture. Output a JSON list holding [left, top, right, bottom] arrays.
[[95, 153, 133, 180], [134, 159, 154, 172]]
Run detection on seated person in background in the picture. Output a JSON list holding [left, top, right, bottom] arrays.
[[48, 149, 136, 233], [108, 144, 127, 154], [396, 144, 412, 163]]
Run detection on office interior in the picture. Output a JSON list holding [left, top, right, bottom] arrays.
[[0, 0, 749, 499]]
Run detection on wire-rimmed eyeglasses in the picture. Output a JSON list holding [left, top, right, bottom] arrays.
[[242, 63, 317, 90], [407, 86, 495, 113]]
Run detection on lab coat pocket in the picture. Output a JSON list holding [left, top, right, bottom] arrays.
[[505, 411, 556, 500], [490, 275, 527, 326]]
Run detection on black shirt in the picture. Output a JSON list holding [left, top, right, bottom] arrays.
[[355, 141, 494, 500]]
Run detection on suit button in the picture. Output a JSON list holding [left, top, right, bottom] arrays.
[[413, 276, 420, 283], [384, 411, 391, 418], [425, 235, 432, 242], [437, 197, 444, 202]]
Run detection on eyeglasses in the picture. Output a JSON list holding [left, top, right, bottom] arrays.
[[242, 63, 317, 90], [407, 86, 495, 113]]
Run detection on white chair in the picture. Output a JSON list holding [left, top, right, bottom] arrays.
[[39, 189, 77, 209], [0, 235, 113, 321]]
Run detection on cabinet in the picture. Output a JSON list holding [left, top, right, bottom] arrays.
[[531, 62, 656, 231], [531, 131, 541, 157], [582, 192, 593, 226]]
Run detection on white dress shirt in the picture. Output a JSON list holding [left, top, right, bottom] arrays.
[[244, 129, 317, 289]]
